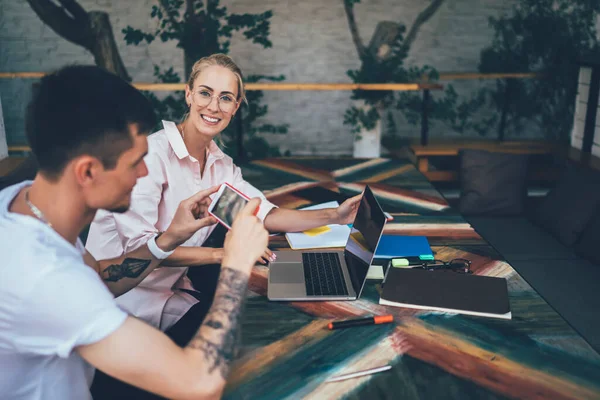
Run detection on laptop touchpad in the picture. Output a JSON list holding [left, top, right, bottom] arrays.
[[271, 265, 305, 284]]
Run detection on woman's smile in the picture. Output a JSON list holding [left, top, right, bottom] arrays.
[[200, 114, 221, 125]]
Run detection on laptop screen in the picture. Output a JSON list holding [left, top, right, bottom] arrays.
[[343, 185, 387, 295]]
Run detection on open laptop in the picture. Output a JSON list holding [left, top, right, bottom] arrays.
[[268, 185, 387, 301]]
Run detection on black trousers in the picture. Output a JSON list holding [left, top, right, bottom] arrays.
[[90, 227, 227, 399], [90, 290, 213, 400]]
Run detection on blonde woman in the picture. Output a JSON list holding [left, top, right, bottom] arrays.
[[86, 54, 361, 338]]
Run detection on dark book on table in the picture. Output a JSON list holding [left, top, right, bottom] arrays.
[[379, 268, 512, 320]]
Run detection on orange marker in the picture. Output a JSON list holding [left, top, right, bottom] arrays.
[[327, 315, 394, 330]]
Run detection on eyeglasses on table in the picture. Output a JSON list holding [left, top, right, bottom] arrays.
[[405, 258, 472, 274]]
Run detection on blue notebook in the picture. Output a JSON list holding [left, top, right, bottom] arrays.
[[374, 235, 433, 260]]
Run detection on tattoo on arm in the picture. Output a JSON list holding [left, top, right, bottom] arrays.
[[102, 258, 152, 282], [187, 267, 249, 379]]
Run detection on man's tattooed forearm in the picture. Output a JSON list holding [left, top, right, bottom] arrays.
[[102, 258, 151, 282], [187, 267, 249, 378]]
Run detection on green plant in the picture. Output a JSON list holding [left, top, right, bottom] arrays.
[[476, 0, 600, 140], [345, 40, 475, 137], [342, 0, 473, 139], [123, 0, 288, 161]]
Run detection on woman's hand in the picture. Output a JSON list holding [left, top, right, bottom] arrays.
[[335, 194, 362, 225], [211, 242, 275, 265], [257, 247, 276, 265]]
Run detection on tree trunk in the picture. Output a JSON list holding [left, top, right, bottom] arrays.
[[183, 0, 196, 79], [26, 0, 130, 81], [368, 21, 400, 59], [88, 12, 130, 81]]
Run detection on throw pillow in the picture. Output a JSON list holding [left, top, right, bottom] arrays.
[[532, 163, 600, 246], [458, 149, 529, 216]]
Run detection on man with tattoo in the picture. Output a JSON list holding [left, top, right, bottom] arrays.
[[0, 66, 268, 399]]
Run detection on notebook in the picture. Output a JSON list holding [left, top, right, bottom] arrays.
[[373, 235, 434, 260], [379, 268, 512, 320], [285, 202, 351, 250]]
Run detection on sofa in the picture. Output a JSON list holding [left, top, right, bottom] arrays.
[[455, 149, 600, 353]]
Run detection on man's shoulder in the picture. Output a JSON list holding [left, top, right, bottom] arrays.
[[0, 228, 104, 312], [1, 228, 90, 274], [0, 181, 29, 208]]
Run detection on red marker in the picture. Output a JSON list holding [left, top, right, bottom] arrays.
[[328, 315, 394, 330]]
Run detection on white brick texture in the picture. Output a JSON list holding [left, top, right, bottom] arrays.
[[1, 0, 526, 155]]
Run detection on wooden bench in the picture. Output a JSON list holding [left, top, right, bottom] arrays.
[[1, 145, 30, 178], [407, 141, 564, 182], [7, 145, 31, 153], [0, 157, 26, 177]]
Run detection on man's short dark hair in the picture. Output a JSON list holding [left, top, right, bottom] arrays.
[[26, 65, 156, 179]]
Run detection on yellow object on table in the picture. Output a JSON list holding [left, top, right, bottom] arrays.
[[303, 226, 331, 237]]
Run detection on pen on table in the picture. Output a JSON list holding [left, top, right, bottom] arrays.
[[326, 365, 392, 383], [328, 315, 394, 330]]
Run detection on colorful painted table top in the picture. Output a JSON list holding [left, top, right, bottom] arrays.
[[224, 157, 600, 400]]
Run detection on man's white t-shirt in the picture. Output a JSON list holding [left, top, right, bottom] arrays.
[[0, 182, 128, 400]]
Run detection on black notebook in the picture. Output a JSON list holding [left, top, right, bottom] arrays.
[[379, 268, 511, 320]]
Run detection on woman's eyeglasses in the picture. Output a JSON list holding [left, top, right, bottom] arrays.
[[194, 90, 238, 113], [411, 258, 472, 274]]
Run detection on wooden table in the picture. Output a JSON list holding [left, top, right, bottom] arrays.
[[226, 157, 599, 399]]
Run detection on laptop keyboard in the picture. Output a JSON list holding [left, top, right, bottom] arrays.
[[303, 253, 349, 296]]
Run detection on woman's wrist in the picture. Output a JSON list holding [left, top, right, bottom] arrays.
[[329, 207, 341, 225], [212, 248, 225, 263], [150, 232, 177, 259]]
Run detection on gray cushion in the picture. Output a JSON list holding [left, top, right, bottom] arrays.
[[459, 150, 529, 216], [467, 217, 577, 261], [532, 164, 600, 246]]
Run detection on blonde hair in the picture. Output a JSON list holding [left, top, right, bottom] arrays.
[[187, 53, 247, 105]]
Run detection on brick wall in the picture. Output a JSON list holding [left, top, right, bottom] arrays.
[[572, 65, 600, 158], [1, 0, 522, 155], [0, 94, 7, 160]]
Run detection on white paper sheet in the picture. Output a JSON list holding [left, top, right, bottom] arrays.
[[284, 201, 351, 250]]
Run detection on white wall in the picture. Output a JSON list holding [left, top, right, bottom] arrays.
[[0, 0, 519, 155], [571, 66, 600, 158], [571, 67, 591, 151]]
